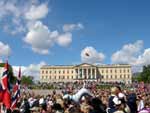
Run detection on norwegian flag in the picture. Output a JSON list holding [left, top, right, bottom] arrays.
[[1, 61, 9, 90], [11, 67, 21, 110], [1, 61, 11, 109]]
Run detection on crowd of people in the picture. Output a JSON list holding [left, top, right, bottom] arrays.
[[1, 81, 150, 113]]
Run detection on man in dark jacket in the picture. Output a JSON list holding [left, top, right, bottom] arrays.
[[127, 89, 137, 113]]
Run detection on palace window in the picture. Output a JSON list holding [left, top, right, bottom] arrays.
[[120, 75, 122, 78], [102, 70, 104, 73], [123, 74, 126, 78], [128, 75, 130, 78], [49, 76, 51, 79], [54, 76, 56, 79], [63, 70, 65, 74], [67, 76, 69, 79], [42, 71, 44, 74], [128, 69, 130, 73], [124, 74, 126, 78], [110, 70, 112, 73], [54, 71, 56, 74], [76, 69, 78, 74], [59, 71, 61, 74], [72, 70, 74, 73], [115, 70, 117, 73], [120, 69, 122, 73], [115, 75, 117, 79], [124, 69, 126, 73], [49, 71, 51, 74], [46, 71, 48, 74], [106, 70, 108, 73]]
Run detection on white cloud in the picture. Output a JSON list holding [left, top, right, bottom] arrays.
[[4, 24, 26, 35], [0, 0, 48, 20], [24, 21, 55, 55], [0, 0, 49, 34], [25, 3, 48, 20], [13, 61, 46, 80], [0, 0, 83, 55], [81, 46, 105, 64], [0, 1, 20, 18], [56, 32, 72, 47], [111, 40, 150, 72], [24, 21, 74, 54], [63, 23, 84, 32], [136, 48, 150, 65], [0, 41, 11, 57], [111, 40, 143, 65]]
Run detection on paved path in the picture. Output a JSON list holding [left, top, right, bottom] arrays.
[[26, 89, 62, 96]]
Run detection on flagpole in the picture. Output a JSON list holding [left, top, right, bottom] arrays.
[[6, 50, 10, 62]]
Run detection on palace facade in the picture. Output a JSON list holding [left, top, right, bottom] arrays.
[[40, 63, 132, 84]]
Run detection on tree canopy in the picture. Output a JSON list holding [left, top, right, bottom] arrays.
[[136, 65, 150, 83], [21, 75, 34, 85]]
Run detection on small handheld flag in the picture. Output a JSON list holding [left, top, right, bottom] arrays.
[[11, 67, 21, 110], [1, 61, 9, 90], [85, 52, 90, 56]]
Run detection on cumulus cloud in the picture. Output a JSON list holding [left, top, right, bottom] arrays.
[[111, 40, 143, 64], [111, 40, 150, 72], [0, 0, 83, 55], [63, 23, 84, 32], [24, 21, 74, 54], [0, 41, 11, 57], [0, 0, 20, 18], [56, 32, 72, 47], [136, 48, 150, 65], [0, 0, 49, 34], [25, 3, 48, 20], [81, 46, 105, 64], [13, 61, 46, 80], [24, 21, 54, 55]]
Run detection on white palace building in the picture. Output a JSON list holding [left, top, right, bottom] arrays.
[[40, 63, 132, 84]]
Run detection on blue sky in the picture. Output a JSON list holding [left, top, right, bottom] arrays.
[[0, 0, 150, 76]]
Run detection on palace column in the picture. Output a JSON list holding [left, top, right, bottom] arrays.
[[90, 67, 93, 79], [82, 68, 84, 79], [77, 68, 79, 79], [86, 68, 88, 80], [95, 67, 97, 80], [79, 68, 81, 79]]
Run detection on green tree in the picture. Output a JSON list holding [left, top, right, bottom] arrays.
[[138, 65, 150, 83], [21, 75, 34, 85]]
